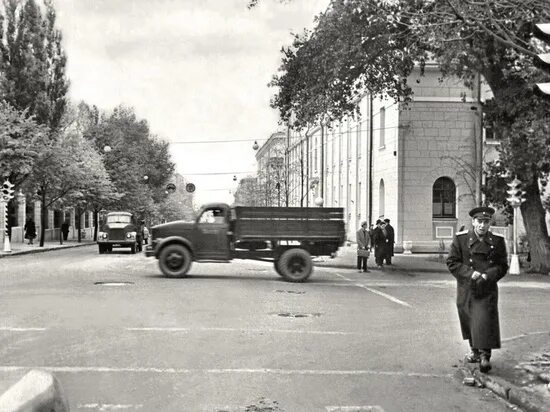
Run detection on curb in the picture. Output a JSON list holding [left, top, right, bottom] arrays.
[[0, 369, 69, 412], [0, 242, 95, 258], [461, 365, 550, 412]]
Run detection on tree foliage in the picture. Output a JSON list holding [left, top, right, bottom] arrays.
[[268, 0, 550, 271], [23, 132, 113, 246], [82, 105, 176, 218], [0, 0, 69, 131], [0, 102, 46, 188]]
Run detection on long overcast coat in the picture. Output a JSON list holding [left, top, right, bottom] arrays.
[[446, 229, 509, 349]]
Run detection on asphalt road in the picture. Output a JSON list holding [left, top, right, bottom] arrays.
[[1, 246, 545, 411]]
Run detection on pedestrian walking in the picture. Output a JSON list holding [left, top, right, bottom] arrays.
[[371, 219, 386, 269], [24, 217, 37, 245], [446, 206, 509, 373], [61, 219, 70, 241], [356, 221, 371, 273], [383, 218, 394, 265]]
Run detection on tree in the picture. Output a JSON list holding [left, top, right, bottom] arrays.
[[0, 102, 46, 188], [0, 0, 69, 132], [24, 132, 112, 246], [82, 105, 175, 217], [269, 0, 550, 272]]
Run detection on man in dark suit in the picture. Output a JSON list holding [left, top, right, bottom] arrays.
[[383, 218, 394, 265], [371, 219, 386, 269], [446, 206, 509, 373], [356, 221, 371, 273]]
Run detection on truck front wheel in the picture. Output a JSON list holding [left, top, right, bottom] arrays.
[[159, 244, 192, 278], [278, 248, 313, 282]]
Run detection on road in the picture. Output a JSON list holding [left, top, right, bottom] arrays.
[[2, 246, 546, 411]]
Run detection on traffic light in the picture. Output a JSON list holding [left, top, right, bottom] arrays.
[[1, 180, 15, 201], [534, 23, 550, 95], [506, 177, 526, 207]]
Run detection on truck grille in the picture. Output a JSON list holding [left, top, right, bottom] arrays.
[[109, 229, 125, 241]]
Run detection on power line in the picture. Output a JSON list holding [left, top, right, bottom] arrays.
[[181, 171, 256, 175], [171, 138, 259, 144]]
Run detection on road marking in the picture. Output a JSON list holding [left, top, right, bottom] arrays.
[[126, 327, 359, 335], [0, 365, 451, 378], [0, 327, 46, 332], [502, 330, 550, 342], [78, 404, 143, 410], [326, 407, 385, 412], [335, 274, 412, 307]]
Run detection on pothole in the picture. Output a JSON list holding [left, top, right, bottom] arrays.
[[273, 312, 322, 318], [274, 289, 305, 295], [94, 281, 134, 286]]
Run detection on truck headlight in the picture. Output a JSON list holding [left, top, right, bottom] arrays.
[[126, 232, 136, 239], [99, 232, 108, 239]]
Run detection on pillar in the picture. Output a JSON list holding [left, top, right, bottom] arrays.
[[17, 191, 26, 228]]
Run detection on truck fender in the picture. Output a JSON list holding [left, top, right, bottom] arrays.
[[155, 236, 194, 258]]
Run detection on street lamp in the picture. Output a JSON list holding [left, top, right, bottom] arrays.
[[143, 175, 149, 181], [233, 175, 237, 182], [506, 177, 526, 275], [103, 145, 112, 153], [252, 141, 259, 151]]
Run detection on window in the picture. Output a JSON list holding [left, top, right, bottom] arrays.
[[84, 212, 90, 228], [54, 210, 62, 228], [433, 177, 456, 218], [379, 107, 386, 148]]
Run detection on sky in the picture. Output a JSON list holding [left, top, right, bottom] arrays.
[[54, 0, 330, 205]]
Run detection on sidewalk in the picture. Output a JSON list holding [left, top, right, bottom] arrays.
[[315, 244, 550, 411], [0, 239, 96, 258]]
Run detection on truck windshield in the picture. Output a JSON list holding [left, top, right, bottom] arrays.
[[107, 214, 131, 224]]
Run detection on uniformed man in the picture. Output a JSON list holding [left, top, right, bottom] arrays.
[[446, 206, 509, 373]]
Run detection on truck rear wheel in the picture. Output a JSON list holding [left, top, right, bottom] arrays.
[[274, 259, 283, 276], [278, 248, 313, 282], [158, 244, 192, 278]]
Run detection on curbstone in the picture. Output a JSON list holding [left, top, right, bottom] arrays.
[[472, 369, 510, 399], [0, 369, 69, 412], [465, 365, 550, 412], [0, 242, 94, 259]]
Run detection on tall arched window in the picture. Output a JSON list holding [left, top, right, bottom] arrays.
[[433, 177, 456, 218], [379, 179, 385, 217]]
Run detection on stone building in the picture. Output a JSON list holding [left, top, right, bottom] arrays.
[[277, 64, 509, 252]]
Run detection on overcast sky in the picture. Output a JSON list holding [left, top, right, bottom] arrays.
[[54, 0, 329, 205]]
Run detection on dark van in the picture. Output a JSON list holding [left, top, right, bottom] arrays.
[[97, 211, 139, 254]]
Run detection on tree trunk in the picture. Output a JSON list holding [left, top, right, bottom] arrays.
[[39, 191, 47, 247], [76, 206, 82, 243], [93, 209, 99, 241], [520, 183, 550, 274]]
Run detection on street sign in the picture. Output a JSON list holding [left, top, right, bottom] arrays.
[[165, 183, 176, 194]]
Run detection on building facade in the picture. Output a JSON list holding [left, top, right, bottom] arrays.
[[280, 65, 507, 252]]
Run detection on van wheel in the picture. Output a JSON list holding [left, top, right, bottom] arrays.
[[130, 242, 136, 254], [278, 248, 313, 282], [159, 244, 192, 278], [98, 245, 105, 254]]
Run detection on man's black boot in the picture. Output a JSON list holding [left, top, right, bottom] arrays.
[[480, 355, 492, 373]]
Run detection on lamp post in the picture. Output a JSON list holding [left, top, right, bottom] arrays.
[[506, 177, 526, 275]]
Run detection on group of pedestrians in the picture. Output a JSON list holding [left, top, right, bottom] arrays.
[[355, 218, 395, 272]]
